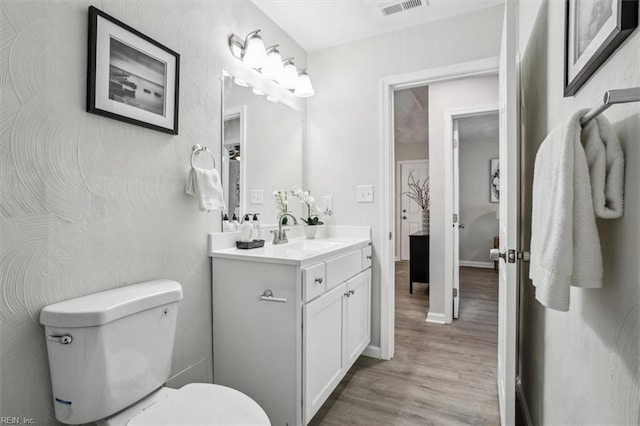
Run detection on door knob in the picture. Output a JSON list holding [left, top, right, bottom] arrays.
[[489, 248, 506, 261], [459, 224, 465, 229]]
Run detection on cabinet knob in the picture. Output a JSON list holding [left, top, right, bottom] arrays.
[[349, 290, 355, 295], [366, 255, 372, 260], [344, 292, 350, 297], [314, 277, 323, 284]]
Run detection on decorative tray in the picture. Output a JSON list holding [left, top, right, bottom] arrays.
[[236, 239, 265, 249]]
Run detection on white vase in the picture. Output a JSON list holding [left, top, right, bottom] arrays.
[[304, 225, 318, 239]]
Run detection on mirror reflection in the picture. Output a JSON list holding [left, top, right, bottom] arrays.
[[221, 70, 304, 230]]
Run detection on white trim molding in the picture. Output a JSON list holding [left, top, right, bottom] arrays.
[[459, 261, 495, 269], [425, 311, 447, 324], [362, 345, 382, 359], [379, 57, 500, 359]]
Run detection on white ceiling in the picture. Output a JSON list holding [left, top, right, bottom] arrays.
[[394, 86, 429, 145], [457, 111, 499, 141], [251, 0, 503, 52]]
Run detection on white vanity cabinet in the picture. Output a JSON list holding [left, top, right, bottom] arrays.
[[303, 269, 371, 423], [210, 237, 371, 426]]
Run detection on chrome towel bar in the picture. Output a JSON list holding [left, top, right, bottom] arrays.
[[580, 87, 640, 128]]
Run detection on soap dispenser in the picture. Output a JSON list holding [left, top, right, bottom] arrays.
[[251, 213, 261, 240], [231, 213, 240, 230], [239, 214, 252, 242], [222, 214, 234, 232]]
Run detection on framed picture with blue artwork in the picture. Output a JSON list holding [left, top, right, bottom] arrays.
[[87, 6, 180, 134]]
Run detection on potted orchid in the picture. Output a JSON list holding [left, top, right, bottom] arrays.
[[291, 186, 324, 239]]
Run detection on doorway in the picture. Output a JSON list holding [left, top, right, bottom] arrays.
[[379, 57, 499, 359], [448, 109, 499, 319]]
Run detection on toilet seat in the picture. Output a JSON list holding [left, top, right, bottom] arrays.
[[102, 383, 270, 426]]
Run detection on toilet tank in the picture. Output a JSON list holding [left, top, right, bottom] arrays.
[[40, 279, 183, 425]]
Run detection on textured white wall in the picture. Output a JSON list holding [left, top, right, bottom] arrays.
[[459, 136, 499, 263], [306, 6, 503, 346], [0, 1, 305, 423], [518, 0, 640, 424]]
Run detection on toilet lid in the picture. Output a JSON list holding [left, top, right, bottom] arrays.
[[129, 383, 270, 426]]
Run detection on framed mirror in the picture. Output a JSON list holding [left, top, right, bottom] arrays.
[[221, 70, 304, 229]]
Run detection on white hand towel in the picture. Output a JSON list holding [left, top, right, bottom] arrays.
[[185, 167, 226, 212], [529, 109, 602, 311], [581, 115, 624, 219]]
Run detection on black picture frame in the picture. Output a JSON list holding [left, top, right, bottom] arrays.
[[490, 158, 499, 203], [87, 6, 180, 134], [564, 0, 638, 97]]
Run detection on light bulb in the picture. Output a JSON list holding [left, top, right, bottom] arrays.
[[242, 30, 267, 69], [281, 58, 298, 90], [294, 70, 314, 98], [262, 45, 285, 82]]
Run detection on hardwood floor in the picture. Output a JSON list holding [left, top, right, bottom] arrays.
[[310, 263, 500, 425]]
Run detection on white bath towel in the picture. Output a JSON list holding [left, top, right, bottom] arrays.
[[185, 167, 225, 212], [529, 109, 602, 311], [581, 115, 624, 219]]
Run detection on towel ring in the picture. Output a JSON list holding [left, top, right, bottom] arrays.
[[191, 144, 216, 169]]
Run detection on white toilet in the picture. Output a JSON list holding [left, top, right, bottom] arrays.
[[40, 279, 270, 425]]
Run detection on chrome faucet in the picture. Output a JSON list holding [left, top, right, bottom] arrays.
[[271, 213, 298, 245]]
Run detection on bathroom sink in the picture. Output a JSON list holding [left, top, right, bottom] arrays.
[[280, 240, 345, 252]]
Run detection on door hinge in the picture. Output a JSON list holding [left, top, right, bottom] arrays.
[[389, 231, 392, 240], [453, 288, 458, 297], [453, 213, 458, 224]]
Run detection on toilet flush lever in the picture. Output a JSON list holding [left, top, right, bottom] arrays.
[[47, 335, 73, 345]]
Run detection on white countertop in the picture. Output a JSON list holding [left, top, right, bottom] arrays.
[[208, 226, 371, 266]]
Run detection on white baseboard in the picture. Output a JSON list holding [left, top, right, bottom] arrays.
[[516, 377, 533, 426], [425, 311, 446, 324], [362, 344, 381, 359], [459, 260, 494, 269]]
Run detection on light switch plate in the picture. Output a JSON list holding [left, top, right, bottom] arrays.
[[250, 189, 264, 204], [357, 185, 374, 203]]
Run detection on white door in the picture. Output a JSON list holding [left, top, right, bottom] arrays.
[[400, 161, 429, 260], [303, 282, 347, 424], [452, 121, 461, 319], [494, 2, 519, 425], [344, 270, 371, 369]]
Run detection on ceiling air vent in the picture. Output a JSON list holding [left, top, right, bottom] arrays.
[[379, 0, 425, 16]]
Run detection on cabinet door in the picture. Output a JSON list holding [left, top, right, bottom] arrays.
[[345, 269, 371, 369], [303, 282, 347, 424]]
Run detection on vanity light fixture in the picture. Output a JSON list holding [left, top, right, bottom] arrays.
[[252, 87, 266, 96], [228, 30, 314, 97], [294, 69, 315, 98], [281, 58, 299, 90], [262, 45, 285, 82], [233, 77, 249, 87], [241, 30, 267, 69]]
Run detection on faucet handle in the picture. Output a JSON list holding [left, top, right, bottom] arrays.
[[270, 229, 278, 244]]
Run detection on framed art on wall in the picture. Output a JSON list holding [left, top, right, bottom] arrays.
[[564, 0, 638, 97], [87, 6, 180, 134], [490, 158, 499, 203]]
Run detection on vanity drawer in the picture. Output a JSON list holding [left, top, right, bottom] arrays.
[[362, 245, 372, 269], [303, 262, 326, 303], [326, 250, 362, 290]]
